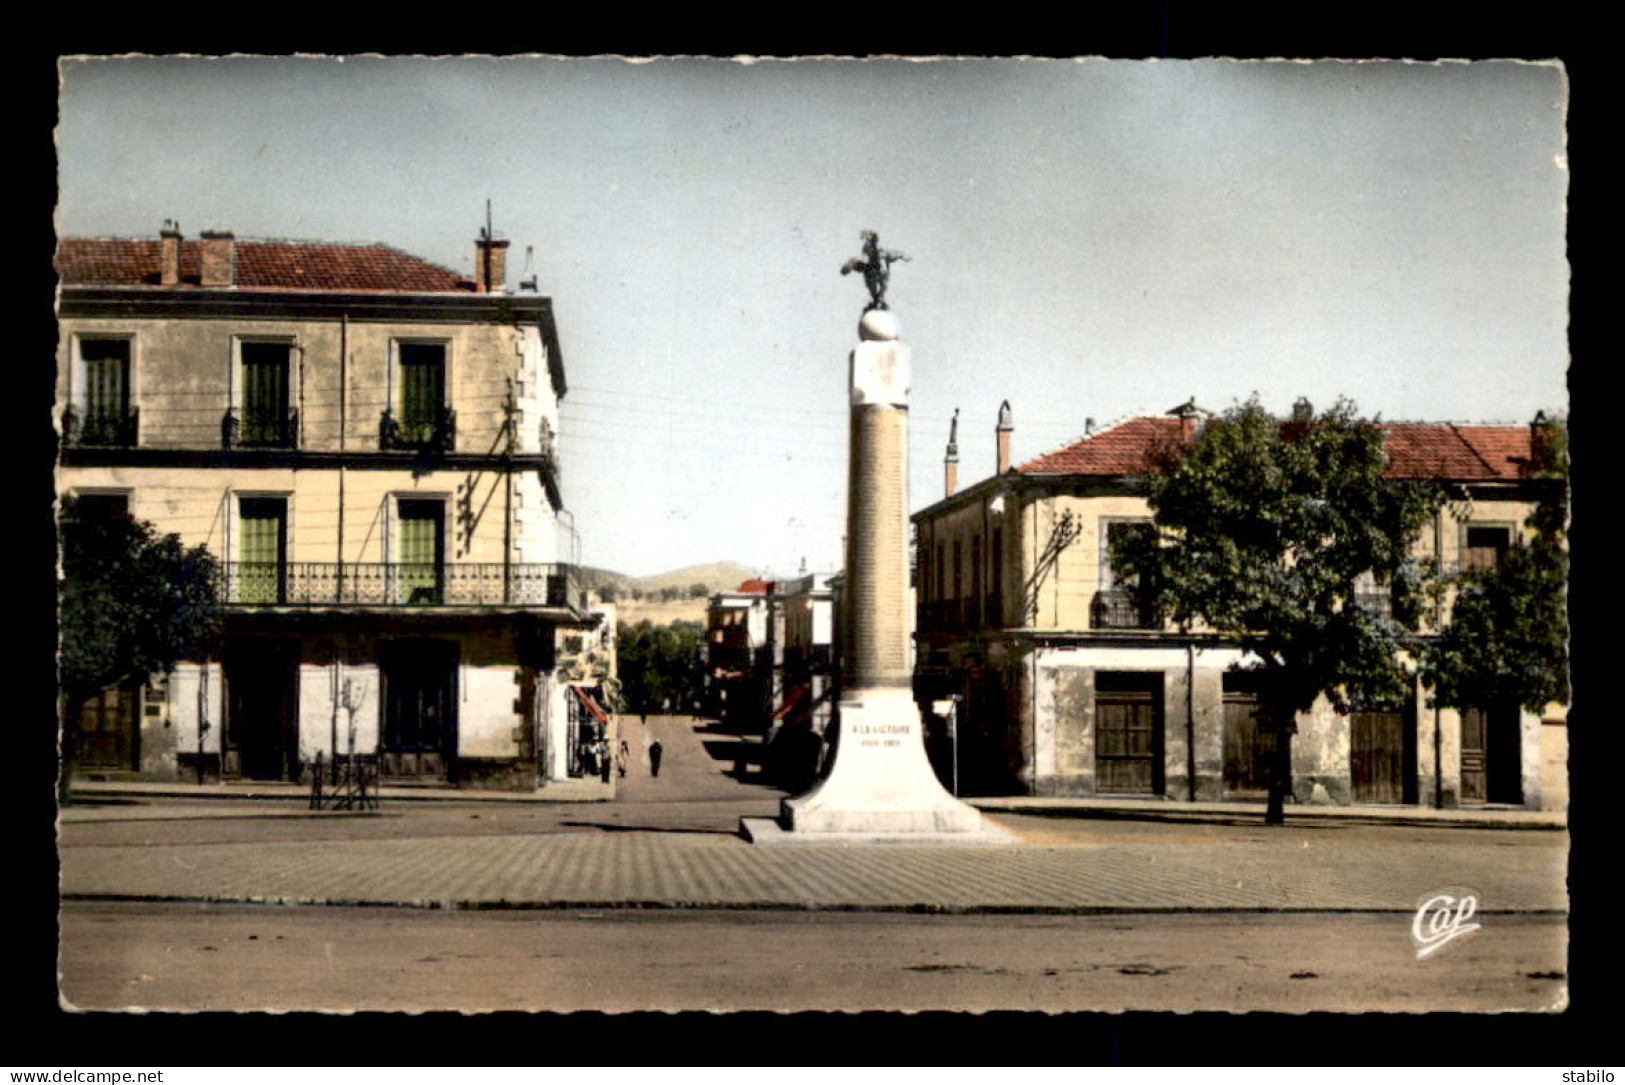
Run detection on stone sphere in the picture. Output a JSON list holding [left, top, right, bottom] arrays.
[[859, 309, 901, 341]]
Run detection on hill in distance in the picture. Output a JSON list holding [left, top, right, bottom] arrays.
[[576, 561, 768, 602]]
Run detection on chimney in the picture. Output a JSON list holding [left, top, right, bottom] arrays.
[[1529, 409, 1557, 475], [996, 400, 1013, 475], [1169, 397, 1202, 441], [159, 222, 182, 286], [199, 230, 235, 288], [944, 408, 960, 499], [474, 232, 510, 293]]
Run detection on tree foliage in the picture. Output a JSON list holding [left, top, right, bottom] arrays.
[[1422, 423, 1569, 714], [59, 497, 220, 702], [1116, 397, 1441, 715], [616, 619, 704, 713]]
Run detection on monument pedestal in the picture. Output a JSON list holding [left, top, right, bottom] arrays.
[[741, 689, 1015, 846]]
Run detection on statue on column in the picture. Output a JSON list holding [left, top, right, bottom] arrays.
[[841, 230, 910, 311]]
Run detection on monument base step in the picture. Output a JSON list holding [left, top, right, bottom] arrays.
[[739, 816, 1018, 846]]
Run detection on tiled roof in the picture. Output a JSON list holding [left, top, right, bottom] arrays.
[[1016, 416, 1536, 483], [1016, 416, 1187, 476], [737, 578, 772, 595], [56, 237, 471, 293]]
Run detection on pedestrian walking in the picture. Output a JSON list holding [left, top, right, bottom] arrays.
[[649, 739, 664, 778], [597, 738, 611, 784], [616, 739, 630, 779]]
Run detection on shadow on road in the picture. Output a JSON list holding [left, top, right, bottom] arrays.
[[558, 820, 741, 836]]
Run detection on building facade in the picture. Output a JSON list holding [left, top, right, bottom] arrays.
[[703, 579, 773, 730], [57, 225, 603, 791], [912, 405, 1565, 810], [762, 572, 840, 789]]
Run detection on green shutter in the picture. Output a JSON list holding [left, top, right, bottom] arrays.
[[398, 344, 445, 441], [241, 343, 289, 445], [238, 498, 286, 604], [81, 340, 130, 444], [398, 501, 443, 604]]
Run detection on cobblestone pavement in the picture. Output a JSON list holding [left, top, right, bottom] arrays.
[[59, 714, 1569, 915], [60, 823, 1567, 913]]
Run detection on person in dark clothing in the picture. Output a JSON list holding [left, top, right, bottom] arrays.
[[649, 739, 664, 778]]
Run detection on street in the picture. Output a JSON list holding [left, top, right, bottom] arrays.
[[56, 714, 1571, 1014], [60, 903, 1566, 1014]]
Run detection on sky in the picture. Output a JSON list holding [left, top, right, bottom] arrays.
[[55, 56, 1570, 578]]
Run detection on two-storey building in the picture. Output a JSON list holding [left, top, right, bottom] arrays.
[[912, 403, 1564, 810], [57, 224, 602, 791], [703, 579, 773, 731]]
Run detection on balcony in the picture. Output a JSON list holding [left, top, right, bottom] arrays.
[[380, 408, 456, 453], [1091, 589, 1156, 630], [221, 562, 579, 608], [62, 406, 139, 448], [223, 407, 299, 450]]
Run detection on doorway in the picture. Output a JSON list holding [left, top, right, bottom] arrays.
[[1461, 703, 1523, 805], [225, 640, 301, 780], [1222, 678, 1274, 796], [381, 640, 459, 779], [1094, 672, 1163, 795], [75, 685, 139, 772], [1350, 706, 1414, 804]]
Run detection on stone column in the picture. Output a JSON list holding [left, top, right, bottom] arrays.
[[743, 310, 1012, 844]]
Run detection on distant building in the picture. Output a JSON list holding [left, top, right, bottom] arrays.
[[912, 403, 1565, 809], [763, 572, 840, 789], [57, 224, 603, 791], [703, 579, 772, 729]]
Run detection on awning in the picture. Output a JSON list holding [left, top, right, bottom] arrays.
[[572, 685, 610, 726]]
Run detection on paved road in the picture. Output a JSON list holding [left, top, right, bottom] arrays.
[[60, 716, 1568, 914], [59, 902, 1568, 1014], [53, 715, 1574, 1015]]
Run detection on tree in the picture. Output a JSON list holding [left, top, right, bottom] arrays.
[[1422, 421, 1569, 716], [616, 620, 704, 715], [59, 497, 220, 796], [1116, 397, 1441, 823]]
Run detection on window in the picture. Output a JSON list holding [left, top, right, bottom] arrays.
[[397, 499, 445, 604], [234, 341, 295, 448], [1094, 520, 1155, 629], [384, 342, 453, 451], [237, 497, 287, 605], [1462, 525, 1512, 572], [71, 492, 130, 519], [74, 338, 136, 446], [1352, 570, 1393, 617]]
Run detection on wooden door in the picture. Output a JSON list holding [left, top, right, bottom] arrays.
[[1096, 677, 1160, 794], [225, 641, 300, 780], [1463, 703, 1523, 805], [1351, 709, 1405, 804], [1223, 691, 1273, 794], [76, 686, 138, 771], [1460, 707, 1488, 803], [381, 641, 458, 778]]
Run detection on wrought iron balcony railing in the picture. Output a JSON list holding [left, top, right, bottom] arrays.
[[223, 408, 299, 450], [1091, 589, 1157, 630], [380, 408, 456, 453], [221, 561, 578, 608], [61, 406, 139, 448]]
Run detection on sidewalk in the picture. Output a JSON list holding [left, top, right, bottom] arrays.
[[69, 776, 612, 806], [968, 795, 1567, 831]]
